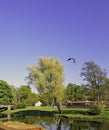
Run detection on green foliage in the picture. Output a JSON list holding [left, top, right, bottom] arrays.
[[40, 93, 52, 106], [25, 93, 39, 106], [101, 78, 109, 101], [11, 86, 20, 104], [0, 80, 14, 104], [13, 103, 26, 109], [81, 61, 107, 101], [18, 85, 31, 103], [81, 61, 107, 88], [27, 57, 65, 112], [89, 103, 103, 115], [11, 85, 39, 106], [65, 83, 86, 101]]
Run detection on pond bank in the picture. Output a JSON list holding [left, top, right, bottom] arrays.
[[0, 121, 44, 130], [2, 106, 109, 122]]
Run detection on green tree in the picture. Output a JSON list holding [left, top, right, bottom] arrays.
[[18, 85, 31, 103], [80, 61, 107, 101], [26, 93, 39, 106], [65, 83, 86, 101], [40, 92, 52, 106], [101, 78, 109, 101], [0, 80, 14, 104], [12, 85, 39, 108], [27, 57, 65, 113], [11, 86, 20, 104]]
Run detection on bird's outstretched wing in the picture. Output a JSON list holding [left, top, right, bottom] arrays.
[[71, 58, 76, 63], [67, 58, 72, 61], [67, 57, 76, 63]]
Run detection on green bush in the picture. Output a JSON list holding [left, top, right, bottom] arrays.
[[13, 103, 26, 109], [89, 103, 103, 115]]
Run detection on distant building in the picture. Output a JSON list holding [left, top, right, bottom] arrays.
[[35, 101, 42, 107], [66, 100, 93, 108]]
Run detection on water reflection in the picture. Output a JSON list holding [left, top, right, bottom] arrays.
[[0, 113, 11, 121], [11, 114, 109, 130], [1, 113, 109, 130]]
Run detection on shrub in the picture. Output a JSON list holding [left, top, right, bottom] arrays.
[[13, 103, 26, 109], [89, 103, 103, 115]]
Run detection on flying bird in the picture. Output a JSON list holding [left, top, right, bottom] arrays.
[[67, 57, 76, 63]]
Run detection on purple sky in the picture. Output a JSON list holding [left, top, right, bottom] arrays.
[[0, 0, 109, 87]]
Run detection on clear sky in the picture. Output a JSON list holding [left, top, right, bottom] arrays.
[[0, 0, 109, 87]]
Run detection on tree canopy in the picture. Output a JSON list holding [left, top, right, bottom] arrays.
[[80, 61, 107, 101], [0, 80, 13, 104], [18, 85, 31, 102], [65, 83, 86, 101], [27, 57, 65, 113]]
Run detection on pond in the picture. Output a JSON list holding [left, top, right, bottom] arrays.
[[0, 113, 109, 130]]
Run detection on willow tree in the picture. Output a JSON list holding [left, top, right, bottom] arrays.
[[27, 57, 64, 113]]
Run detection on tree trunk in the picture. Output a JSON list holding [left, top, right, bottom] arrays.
[[54, 117, 62, 130], [55, 97, 62, 114], [51, 97, 62, 113], [51, 97, 56, 107], [56, 102, 61, 114]]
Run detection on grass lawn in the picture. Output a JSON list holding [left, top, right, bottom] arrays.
[[2, 106, 109, 122]]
